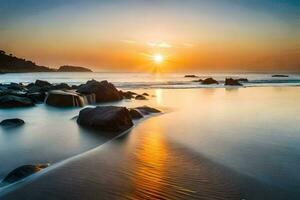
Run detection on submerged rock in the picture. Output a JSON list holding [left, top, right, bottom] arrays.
[[135, 106, 161, 115], [201, 78, 219, 85], [225, 78, 243, 86], [129, 109, 143, 119], [184, 75, 198, 78], [272, 74, 289, 78], [77, 106, 133, 132], [0, 95, 34, 108], [119, 90, 136, 99], [2, 164, 49, 184], [0, 118, 25, 127], [45, 90, 86, 107], [77, 80, 122, 102], [135, 95, 147, 100]]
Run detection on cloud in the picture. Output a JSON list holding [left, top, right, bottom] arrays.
[[147, 42, 172, 48]]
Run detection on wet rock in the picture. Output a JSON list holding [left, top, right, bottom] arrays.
[[129, 109, 143, 119], [26, 92, 46, 103], [7, 83, 24, 91], [71, 85, 79, 89], [2, 164, 49, 184], [35, 80, 52, 88], [135, 95, 147, 100], [77, 80, 122, 102], [184, 75, 198, 78], [225, 78, 243, 86], [0, 118, 25, 127], [192, 79, 203, 82], [119, 91, 135, 99], [272, 74, 289, 78], [50, 83, 71, 90], [0, 95, 34, 108], [135, 106, 161, 115], [237, 78, 249, 82], [142, 92, 149, 96], [201, 78, 219, 85], [45, 90, 86, 107], [77, 106, 133, 132]]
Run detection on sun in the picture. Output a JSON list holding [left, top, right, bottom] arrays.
[[153, 54, 164, 64]]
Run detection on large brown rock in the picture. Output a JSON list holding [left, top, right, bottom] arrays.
[[45, 90, 86, 107], [77, 80, 122, 102], [77, 106, 133, 132], [0, 95, 34, 108]]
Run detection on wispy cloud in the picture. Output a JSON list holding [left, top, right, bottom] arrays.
[[147, 42, 172, 48]]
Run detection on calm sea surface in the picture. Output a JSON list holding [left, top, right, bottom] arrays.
[[0, 73, 300, 199]]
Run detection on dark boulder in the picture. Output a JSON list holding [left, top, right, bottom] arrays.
[[45, 90, 86, 107], [0, 118, 25, 127], [2, 164, 49, 184], [0, 95, 34, 108], [237, 78, 249, 82], [135, 106, 161, 115], [8, 83, 24, 91], [35, 80, 52, 87], [77, 106, 133, 132], [142, 92, 149, 96], [50, 83, 71, 90], [26, 92, 46, 103], [201, 78, 219, 85], [135, 95, 147, 100], [184, 75, 198, 78], [225, 78, 243, 86], [77, 80, 122, 102], [192, 79, 203, 82], [129, 109, 143, 119]]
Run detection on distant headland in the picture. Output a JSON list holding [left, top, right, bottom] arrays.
[[0, 50, 92, 73]]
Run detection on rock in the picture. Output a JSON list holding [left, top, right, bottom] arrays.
[[192, 79, 203, 82], [71, 85, 79, 89], [135, 95, 147, 100], [0, 95, 34, 108], [129, 109, 143, 119], [142, 92, 149, 96], [50, 83, 71, 90], [272, 74, 289, 78], [201, 78, 219, 85], [77, 106, 133, 132], [237, 78, 249, 82], [35, 80, 52, 88], [26, 92, 46, 103], [119, 91, 135, 99], [184, 75, 198, 78], [57, 65, 92, 72], [225, 78, 243, 86], [135, 106, 161, 115], [0, 118, 25, 127], [8, 82, 24, 90], [2, 164, 49, 184], [77, 80, 122, 102], [45, 90, 86, 107]]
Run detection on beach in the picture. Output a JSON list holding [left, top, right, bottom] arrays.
[[1, 82, 300, 199]]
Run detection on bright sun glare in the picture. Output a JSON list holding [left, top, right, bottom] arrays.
[[153, 54, 164, 64]]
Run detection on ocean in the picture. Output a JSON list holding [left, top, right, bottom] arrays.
[[1, 73, 300, 199]]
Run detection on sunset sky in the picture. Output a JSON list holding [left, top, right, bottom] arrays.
[[0, 0, 299, 72]]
